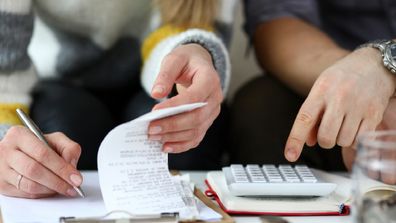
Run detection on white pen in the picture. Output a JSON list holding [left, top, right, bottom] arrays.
[[16, 108, 86, 198]]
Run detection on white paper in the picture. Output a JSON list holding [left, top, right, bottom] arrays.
[[97, 103, 206, 215], [0, 172, 222, 223], [0, 171, 106, 223]]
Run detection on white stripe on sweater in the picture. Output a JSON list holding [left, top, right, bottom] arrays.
[[0, 0, 31, 14]]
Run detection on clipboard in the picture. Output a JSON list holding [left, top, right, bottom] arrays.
[[55, 187, 234, 223], [0, 171, 234, 223]]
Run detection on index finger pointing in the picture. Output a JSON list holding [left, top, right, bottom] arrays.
[[285, 99, 323, 162]]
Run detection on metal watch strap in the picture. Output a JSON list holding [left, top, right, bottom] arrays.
[[357, 39, 389, 52], [357, 39, 396, 74]]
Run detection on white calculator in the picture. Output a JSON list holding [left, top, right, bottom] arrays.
[[223, 164, 336, 197]]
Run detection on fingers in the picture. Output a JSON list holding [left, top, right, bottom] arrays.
[[149, 102, 217, 134], [0, 126, 83, 198], [337, 115, 362, 148], [151, 53, 188, 99], [285, 97, 324, 162], [0, 181, 51, 199], [4, 168, 54, 196], [149, 117, 215, 153], [153, 67, 219, 111], [317, 105, 345, 149], [6, 149, 77, 197], [162, 132, 206, 154], [46, 132, 81, 168]]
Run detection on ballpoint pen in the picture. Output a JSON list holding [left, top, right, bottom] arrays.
[[16, 108, 86, 198]]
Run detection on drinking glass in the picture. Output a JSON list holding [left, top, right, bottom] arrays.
[[353, 130, 396, 223]]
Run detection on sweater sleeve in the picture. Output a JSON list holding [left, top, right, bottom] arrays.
[[0, 0, 37, 139], [141, 25, 231, 99]]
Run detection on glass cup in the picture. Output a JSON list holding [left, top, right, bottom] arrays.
[[352, 130, 396, 223]]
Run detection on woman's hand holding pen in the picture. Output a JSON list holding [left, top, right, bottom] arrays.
[[148, 43, 223, 153], [0, 127, 83, 198]]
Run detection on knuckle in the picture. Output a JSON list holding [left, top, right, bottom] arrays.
[[296, 112, 314, 126], [318, 135, 335, 149], [25, 161, 41, 178], [6, 126, 24, 138], [26, 181, 41, 194], [190, 129, 199, 139], [69, 142, 82, 158], [193, 112, 205, 126], [53, 179, 68, 193], [56, 162, 71, 177], [288, 135, 305, 147], [51, 131, 65, 138], [164, 120, 176, 132], [186, 93, 200, 103], [35, 145, 50, 163], [314, 77, 331, 94], [164, 53, 186, 65]]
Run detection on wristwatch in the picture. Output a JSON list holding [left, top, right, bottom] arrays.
[[359, 39, 396, 74]]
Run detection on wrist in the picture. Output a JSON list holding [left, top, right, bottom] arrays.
[[357, 46, 396, 97]]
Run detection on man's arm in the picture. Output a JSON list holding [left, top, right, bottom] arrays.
[[253, 17, 349, 95], [248, 8, 396, 163]]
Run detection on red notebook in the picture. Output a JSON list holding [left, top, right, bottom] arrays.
[[205, 170, 351, 216]]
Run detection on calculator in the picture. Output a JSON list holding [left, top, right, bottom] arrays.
[[222, 164, 337, 197]]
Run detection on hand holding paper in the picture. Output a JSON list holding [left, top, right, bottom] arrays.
[[98, 102, 206, 215]]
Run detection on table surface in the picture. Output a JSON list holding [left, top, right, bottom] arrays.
[[0, 171, 352, 223]]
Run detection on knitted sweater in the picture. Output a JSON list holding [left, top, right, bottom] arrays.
[[0, 0, 235, 138]]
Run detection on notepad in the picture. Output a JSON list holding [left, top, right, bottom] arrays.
[[205, 169, 396, 216]]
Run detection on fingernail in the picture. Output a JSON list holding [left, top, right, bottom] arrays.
[[286, 149, 297, 161], [71, 159, 78, 168], [152, 85, 165, 95], [163, 147, 173, 153], [149, 126, 162, 134], [70, 174, 82, 186], [148, 135, 162, 141], [67, 188, 77, 197]]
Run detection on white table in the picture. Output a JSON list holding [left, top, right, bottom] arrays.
[[0, 171, 352, 223], [181, 171, 353, 223]]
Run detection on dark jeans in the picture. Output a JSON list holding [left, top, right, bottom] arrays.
[[229, 75, 346, 171], [31, 80, 228, 170]]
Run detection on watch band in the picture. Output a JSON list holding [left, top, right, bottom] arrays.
[[357, 39, 396, 74]]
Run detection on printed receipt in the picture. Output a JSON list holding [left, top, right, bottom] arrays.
[[97, 103, 206, 215]]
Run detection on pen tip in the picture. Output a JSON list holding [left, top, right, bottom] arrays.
[[75, 186, 86, 198]]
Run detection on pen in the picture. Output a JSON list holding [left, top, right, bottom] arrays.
[[16, 108, 86, 198]]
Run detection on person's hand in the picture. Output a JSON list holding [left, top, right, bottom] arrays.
[[0, 126, 82, 198], [285, 47, 396, 162], [341, 97, 396, 184], [148, 43, 223, 153]]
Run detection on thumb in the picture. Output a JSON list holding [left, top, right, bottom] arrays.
[[151, 54, 187, 99]]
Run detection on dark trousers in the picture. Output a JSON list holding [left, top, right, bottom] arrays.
[[229, 75, 346, 171], [31, 80, 228, 170]]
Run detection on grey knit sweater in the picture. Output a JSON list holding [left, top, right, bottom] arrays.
[[0, 0, 236, 138]]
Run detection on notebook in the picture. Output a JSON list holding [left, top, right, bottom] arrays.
[[205, 169, 396, 216]]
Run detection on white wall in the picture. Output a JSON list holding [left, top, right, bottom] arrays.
[[226, 1, 262, 101]]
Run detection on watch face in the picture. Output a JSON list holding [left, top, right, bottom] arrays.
[[390, 44, 396, 61]]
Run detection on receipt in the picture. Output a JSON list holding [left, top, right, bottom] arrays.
[[97, 103, 206, 215]]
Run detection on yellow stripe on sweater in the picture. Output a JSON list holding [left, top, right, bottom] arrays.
[[141, 25, 213, 62], [0, 104, 29, 125]]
